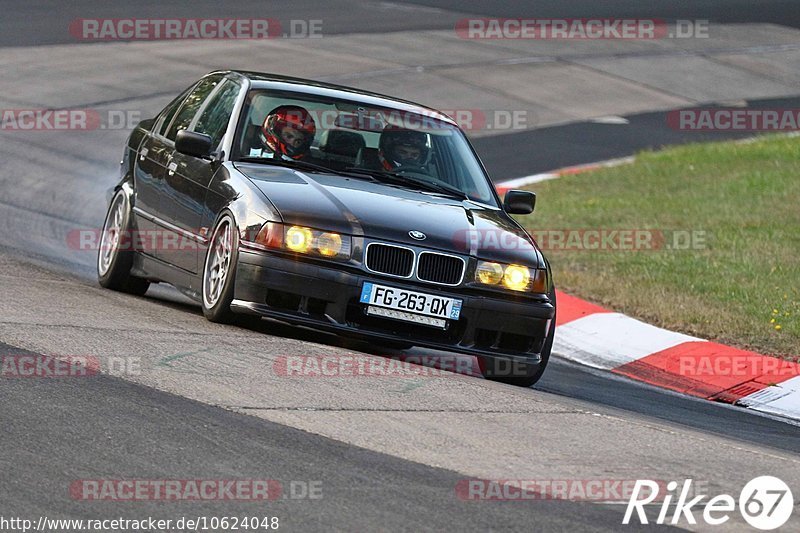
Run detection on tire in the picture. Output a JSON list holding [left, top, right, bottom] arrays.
[[478, 290, 556, 388], [201, 211, 238, 323], [97, 189, 150, 296]]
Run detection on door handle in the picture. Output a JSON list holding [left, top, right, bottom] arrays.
[[167, 162, 178, 176], [139, 147, 148, 161]]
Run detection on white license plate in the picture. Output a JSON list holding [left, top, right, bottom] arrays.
[[359, 282, 462, 321]]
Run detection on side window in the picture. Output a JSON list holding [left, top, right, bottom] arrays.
[[154, 86, 194, 137], [192, 80, 241, 148], [165, 75, 224, 142]]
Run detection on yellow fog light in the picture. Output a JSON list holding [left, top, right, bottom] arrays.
[[317, 232, 342, 257], [476, 261, 504, 285], [285, 226, 313, 253], [503, 264, 530, 291]]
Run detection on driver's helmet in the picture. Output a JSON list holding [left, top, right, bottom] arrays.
[[260, 105, 316, 159], [378, 126, 430, 170]]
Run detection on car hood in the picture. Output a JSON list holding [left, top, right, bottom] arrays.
[[235, 163, 544, 267]]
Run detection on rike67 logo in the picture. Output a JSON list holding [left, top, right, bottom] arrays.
[[624, 476, 793, 530]]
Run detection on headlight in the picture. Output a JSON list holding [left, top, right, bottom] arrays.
[[476, 261, 504, 285], [475, 260, 547, 293], [316, 232, 343, 257], [503, 264, 530, 291], [250, 222, 351, 260], [286, 226, 313, 253]]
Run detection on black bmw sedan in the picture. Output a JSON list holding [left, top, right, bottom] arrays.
[[98, 70, 556, 387]]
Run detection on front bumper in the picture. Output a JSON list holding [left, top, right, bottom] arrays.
[[233, 249, 555, 364]]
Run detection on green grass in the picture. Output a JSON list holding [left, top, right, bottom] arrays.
[[515, 135, 800, 358]]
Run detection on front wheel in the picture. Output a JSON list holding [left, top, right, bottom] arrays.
[[478, 291, 556, 387], [201, 212, 238, 323], [97, 189, 150, 295]]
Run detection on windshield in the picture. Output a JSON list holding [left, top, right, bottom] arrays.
[[232, 89, 498, 206]]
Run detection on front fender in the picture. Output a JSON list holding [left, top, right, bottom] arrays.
[[204, 162, 281, 244]]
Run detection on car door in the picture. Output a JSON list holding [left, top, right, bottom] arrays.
[[165, 78, 242, 274], [132, 87, 193, 254], [155, 74, 225, 272]]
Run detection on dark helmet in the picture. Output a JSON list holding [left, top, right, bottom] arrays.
[[378, 126, 429, 170], [261, 105, 316, 159]]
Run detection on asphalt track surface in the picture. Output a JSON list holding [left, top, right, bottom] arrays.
[[2, 2, 800, 532], [2, 342, 668, 532], [1, 264, 798, 531], [5, 0, 800, 47]]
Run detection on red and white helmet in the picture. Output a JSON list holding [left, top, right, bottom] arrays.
[[260, 105, 316, 159]]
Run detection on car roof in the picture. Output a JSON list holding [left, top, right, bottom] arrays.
[[211, 70, 458, 126]]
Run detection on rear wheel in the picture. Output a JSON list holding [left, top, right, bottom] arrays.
[[97, 189, 150, 295], [201, 212, 238, 323], [478, 291, 556, 387]]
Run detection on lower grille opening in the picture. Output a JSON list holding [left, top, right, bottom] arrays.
[[474, 328, 498, 349], [266, 290, 302, 312], [307, 297, 328, 317], [266, 291, 330, 318], [497, 332, 535, 353], [474, 328, 537, 353]]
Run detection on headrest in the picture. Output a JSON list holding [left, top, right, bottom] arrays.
[[319, 129, 366, 158]]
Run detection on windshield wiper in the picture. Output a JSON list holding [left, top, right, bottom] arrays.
[[238, 156, 372, 180], [344, 168, 468, 200]]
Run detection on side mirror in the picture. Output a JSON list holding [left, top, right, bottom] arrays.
[[503, 190, 536, 215], [175, 130, 213, 158]]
